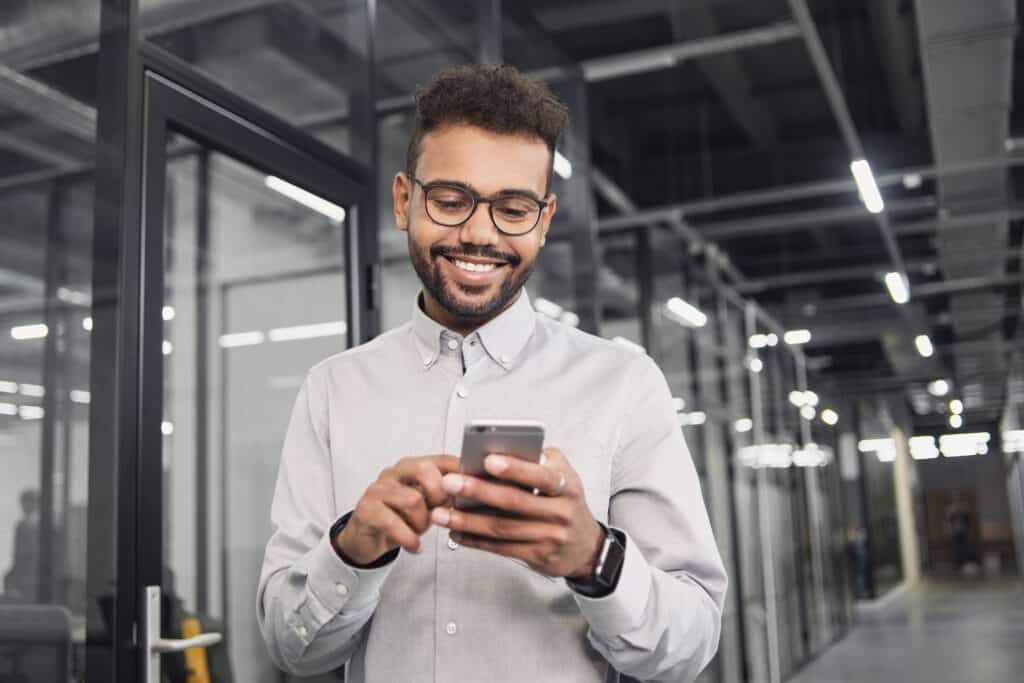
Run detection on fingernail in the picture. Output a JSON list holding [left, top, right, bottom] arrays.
[[485, 454, 508, 474], [432, 508, 450, 526], [442, 473, 464, 494]]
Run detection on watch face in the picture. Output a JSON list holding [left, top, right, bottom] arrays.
[[597, 532, 625, 587]]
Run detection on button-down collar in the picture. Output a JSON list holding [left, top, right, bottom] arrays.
[[411, 289, 537, 372]]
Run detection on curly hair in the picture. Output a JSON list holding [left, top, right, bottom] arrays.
[[406, 64, 569, 191]]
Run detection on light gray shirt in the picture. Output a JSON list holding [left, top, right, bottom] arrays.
[[257, 290, 727, 683]]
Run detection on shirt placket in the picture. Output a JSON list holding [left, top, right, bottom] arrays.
[[435, 332, 472, 682]]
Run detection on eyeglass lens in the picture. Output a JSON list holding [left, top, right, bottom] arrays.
[[425, 185, 540, 235]]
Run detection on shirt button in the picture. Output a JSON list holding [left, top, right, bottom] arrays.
[[447, 538, 459, 550], [456, 386, 469, 399], [500, 354, 510, 365], [445, 622, 458, 636], [447, 339, 459, 351], [422, 356, 432, 366], [335, 583, 349, 597]]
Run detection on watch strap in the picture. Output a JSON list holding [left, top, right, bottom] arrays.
[[566, 523, 626, 597]]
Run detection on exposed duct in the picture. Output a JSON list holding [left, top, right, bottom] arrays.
[[914, 0, 1017, 419]]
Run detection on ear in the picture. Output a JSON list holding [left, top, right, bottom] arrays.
[[538, 193, 557, 246], [393, 172, 412, 231]]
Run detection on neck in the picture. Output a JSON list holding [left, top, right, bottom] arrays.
[[421, 290, 521, 336]]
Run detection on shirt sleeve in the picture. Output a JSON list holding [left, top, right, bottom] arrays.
[[573, 354, 728, 683], [256, 371, 399, 676]]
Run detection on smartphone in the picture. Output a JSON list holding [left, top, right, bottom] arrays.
[[455, 419, 546, 514]]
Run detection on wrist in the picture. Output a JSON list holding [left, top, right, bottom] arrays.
[[567, 520, 607, 579], [331, 513, 398, 568]]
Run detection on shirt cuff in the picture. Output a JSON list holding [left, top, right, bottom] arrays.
[[572, 528, 652, 637], [306, 530, 398, 615]]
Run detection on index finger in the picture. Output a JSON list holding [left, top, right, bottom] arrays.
[[482, 452, 565, 495], [397, 455, 460, 507]]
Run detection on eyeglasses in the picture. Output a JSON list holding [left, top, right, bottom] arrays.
[[409, 175, 548, 236]]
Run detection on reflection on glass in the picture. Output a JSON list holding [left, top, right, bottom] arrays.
[[161, 137, 349, 681], [0, 2, 99, 678]]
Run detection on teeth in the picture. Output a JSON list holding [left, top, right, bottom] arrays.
[[453, 259, 498, 273]]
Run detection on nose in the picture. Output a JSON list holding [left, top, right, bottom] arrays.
[[456, 201, 500, 247]]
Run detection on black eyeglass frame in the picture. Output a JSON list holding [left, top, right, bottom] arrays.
[[408, 174, 549, 236]]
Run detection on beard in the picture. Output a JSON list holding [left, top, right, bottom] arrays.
[[408, 232, 534, 322]]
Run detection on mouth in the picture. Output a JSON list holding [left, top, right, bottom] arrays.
[[439, 254, 510, 284]]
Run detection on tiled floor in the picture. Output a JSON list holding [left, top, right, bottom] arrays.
[[787, 578, 1024, 683]]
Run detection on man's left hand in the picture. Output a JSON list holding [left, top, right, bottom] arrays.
[[430, 447, 604, 579]]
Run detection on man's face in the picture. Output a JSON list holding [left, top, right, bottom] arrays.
[[393, 124, 556, 326]]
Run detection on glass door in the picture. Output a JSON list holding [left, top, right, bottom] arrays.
[[135, 71, 369, 682]]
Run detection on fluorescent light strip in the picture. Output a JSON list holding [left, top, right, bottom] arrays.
[[553, 150, 573, 180], [69, 390, 91, 404], [0, 402, 17, 416], [82, 317, 93, 331], [266, 176, 347, 223], [665, 297, 707, 328], [11, 323, 48, 340], [850, 159, 884, 213], [784, 329, 811, 345], [19, 406, 44, 420], [928, 379, 950, 397], [0, 381, 17, 394], [268, 321, 347, 342], [219, 331, 265, 348], [858, 438, 895, 453], [161, 421, 174, 436], [884, 272, 910, 304], [914, 334, 934, 358], [734, 418, 753, 433], [20, 383, 44, 398], [163, 306, 176, 321]]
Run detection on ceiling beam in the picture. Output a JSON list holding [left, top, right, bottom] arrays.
[[821, 274, 1020, 311]]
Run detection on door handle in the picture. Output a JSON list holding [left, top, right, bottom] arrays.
[[144, 585, 223, 683]]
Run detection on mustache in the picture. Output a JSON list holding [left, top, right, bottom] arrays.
[[430, 244, 521, 267]]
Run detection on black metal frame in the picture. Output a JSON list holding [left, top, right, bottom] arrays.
[[87, 3, 375, 679]]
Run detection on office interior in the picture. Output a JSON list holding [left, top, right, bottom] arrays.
[[0, 1, 1022, 682]]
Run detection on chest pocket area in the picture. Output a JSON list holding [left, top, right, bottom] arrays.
[[545, 419, 613, 524]]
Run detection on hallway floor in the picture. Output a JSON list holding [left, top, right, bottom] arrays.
[[787, 578, 1024, 683]]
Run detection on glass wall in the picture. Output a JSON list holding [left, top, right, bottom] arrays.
[[0, 1, 100, 678]]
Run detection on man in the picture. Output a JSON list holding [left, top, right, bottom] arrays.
[[258, 64, 726, 683]]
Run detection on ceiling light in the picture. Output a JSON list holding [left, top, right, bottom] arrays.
[[859, 437, 894, 453], [533, 298, 564, 319], [679, 411, 706, 427], [884, 272, 910, 304], [821, 409, 838, 426], [69, 390, 90, 404], [0, 381, 17, 394], [553, 150, 573, 180], [19, 383, 44, 398], [665, 297, 707, 328], [789, 390, 805, 407], [268, 321, 347, 342], [928, 379, 950, 397], [56, 287, 90, 306], [19, 406, 44, 420], [82, 316, 93, 331], [914, 334, 934, 358], [749, 334, 768, 349], [672, 397, 686, 412], [800, 405, 816, 420], [766, 333, 778, 346], [939, 431, 988, 457], [850, 159, 884, 213], [784, 329, 812, 345], [734, 417, 753, 433], [265, 176, 347, 223], [803, 390, 819, 407], [161, 421, 174, 436], [950, 399, 963, 415], [793, 443, 831, 467], [909, 435, 940, 460], [218, 331, 265, 348], [748, 356, 763, 373], [902, 173, 922, 190], [949, 414, 963, 429], [1002, 430, 1024, 453], [738, 443, 794, 469], [0, 402, 18, 416], [162, 341, 173, 355], [612, 336, 646, 354], [11, 323, 48, 340], [162, 306, 176, 321]]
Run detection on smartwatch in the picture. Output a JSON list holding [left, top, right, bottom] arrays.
[[566, 522, 626, 597]]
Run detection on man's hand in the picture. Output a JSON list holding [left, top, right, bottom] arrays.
[[429, 447, 604, 579], [335, 455, 460, 565]]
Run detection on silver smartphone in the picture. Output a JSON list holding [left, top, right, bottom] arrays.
[[455, 419, 546, 514]]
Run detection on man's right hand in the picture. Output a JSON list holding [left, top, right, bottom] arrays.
[[334, 455, 460, 565]]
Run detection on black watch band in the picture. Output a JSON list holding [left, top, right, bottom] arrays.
[[329, 511, 399, 569], [566, 523, 626, 597]]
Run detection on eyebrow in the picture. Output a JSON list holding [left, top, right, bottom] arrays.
[[421, 178, 544, 202]]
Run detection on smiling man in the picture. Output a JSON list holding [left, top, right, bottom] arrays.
[[258, 64, 727, 683]]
